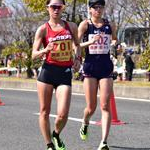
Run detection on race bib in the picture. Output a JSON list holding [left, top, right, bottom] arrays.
[[51, 40, 72, 61], [89, 34, 111, 54]]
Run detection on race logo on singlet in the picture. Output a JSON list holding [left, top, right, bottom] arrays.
[[88, 33, 111, 54], [50, 39, 72, 61]]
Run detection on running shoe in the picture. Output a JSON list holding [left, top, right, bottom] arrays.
[[79, 123, 89, 140], [47, 148, 55, 150], [52, 132, 66, 150], [47, 142, 56, 150], [97, 141, 109, 150]]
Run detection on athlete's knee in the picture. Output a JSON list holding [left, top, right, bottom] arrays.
[[85, 107, 96, 115], [100, 102, 110, 112], [57, 114, 68, 122], [40, 108, 50, 119]]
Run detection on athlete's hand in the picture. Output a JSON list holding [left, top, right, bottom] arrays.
[[73, 59, 81, 72], [91, 34, 100, 44], [43, 42, 54, 54]]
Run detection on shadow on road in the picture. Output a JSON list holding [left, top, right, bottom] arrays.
[[111, 146, 150, 150]]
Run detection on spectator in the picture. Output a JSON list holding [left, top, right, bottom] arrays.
[[16, 64, 21, 78], [7, 57, 12, 76], [122, 54, 126, 81], [0, 59, 4, 67], [125, 52, 134, 81]]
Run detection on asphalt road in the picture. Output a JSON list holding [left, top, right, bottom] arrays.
[[0, 89, 150, 150]]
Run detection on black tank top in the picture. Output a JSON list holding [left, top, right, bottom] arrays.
[[83, 19, 112, 63]]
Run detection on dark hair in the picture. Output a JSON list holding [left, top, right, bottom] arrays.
[[46, 0, 65, 5], [88, 0, 105, 7]]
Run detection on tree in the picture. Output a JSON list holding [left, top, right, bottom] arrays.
[[138, 37, 150, 70], [23, 0, 87, 22], [67, 0, 87, 22], [126, 0, 150, 28], [1, 41, 40, 78], [138, 39, 150, 81], [105, 0, 136, 41], [23, 0, 47, 12], [1, 2, 43, 78]]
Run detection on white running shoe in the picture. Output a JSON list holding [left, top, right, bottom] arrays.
[[97, 141, 109, 150]]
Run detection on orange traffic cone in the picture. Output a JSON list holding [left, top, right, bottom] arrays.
[[110, 91, 125, 125], [95, 90, 125, 125], [0, 93, 5, 106]]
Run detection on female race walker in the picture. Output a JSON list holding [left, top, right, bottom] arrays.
[[32, 0, 81, 149], [78, 0, 117, 149]]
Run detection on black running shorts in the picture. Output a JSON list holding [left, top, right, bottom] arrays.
[[83, 61, 114, 80], [38, 63, 72, 88]]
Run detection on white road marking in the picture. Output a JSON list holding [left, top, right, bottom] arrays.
[[34, 113, 97, 125], [0, 88, 150, 102], [115, 96, 150, 102], [0, 87, 37, 92]]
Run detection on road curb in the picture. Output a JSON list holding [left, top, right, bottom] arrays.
[[0, 80, 150, 100]]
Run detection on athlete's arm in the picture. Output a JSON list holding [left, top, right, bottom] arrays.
[[68, 22, 81, 58], [32, 24, 53, 60], [78, 20, 100, 48], [110, 22, 118, 46], [68, 22, 81, 71], [78, 20, 90, 48]]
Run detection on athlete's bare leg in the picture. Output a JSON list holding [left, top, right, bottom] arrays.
[[37, 81, 54, 144], [99, 78, 113, 142], [83, 77, 98, 124], [54, 85, 71, 133]]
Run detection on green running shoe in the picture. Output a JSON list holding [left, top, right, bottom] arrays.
[[97, 141, 109, 150], [52, 133, 66, 150], [79, 123, 89, 140]]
